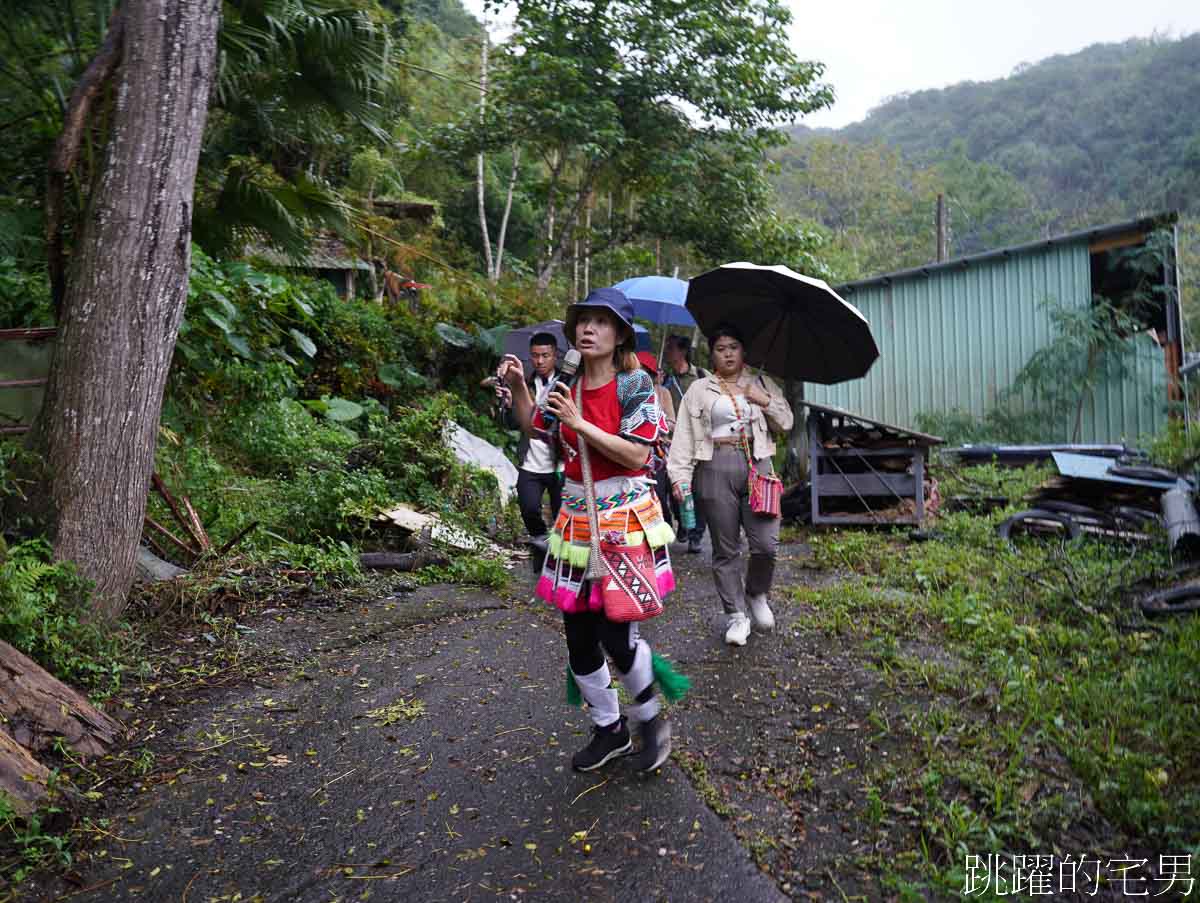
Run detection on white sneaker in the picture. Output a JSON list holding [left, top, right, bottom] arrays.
[[724, 611, 751, 646], [747, 594, 775, 632]]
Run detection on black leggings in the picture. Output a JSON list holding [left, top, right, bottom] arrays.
[[563, 609, 637, 675]]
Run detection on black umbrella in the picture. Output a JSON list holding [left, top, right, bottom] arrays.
[[686, 262, 879, 384]]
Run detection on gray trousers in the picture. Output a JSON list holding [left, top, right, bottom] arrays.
[[695, 445, 780, 615]]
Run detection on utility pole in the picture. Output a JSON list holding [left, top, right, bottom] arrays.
[[936, 193, 948, 263]]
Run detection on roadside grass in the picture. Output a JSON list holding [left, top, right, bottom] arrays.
[[788, 464, 1200, 898]]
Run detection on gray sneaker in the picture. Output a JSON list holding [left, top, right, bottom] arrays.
[[635, 716, 671, 773]]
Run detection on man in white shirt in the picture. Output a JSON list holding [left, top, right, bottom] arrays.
[[501, 333, 562, 540]]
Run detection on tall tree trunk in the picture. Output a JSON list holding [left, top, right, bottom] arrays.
[[583, 192, 592, 296], [38, 0, 221, 620], [476, 27, 494, 279], [493, 145, 520, 280], [535, 161, 600, 293]]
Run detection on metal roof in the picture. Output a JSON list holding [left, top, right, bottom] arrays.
[[835, 212, 1178, 294]]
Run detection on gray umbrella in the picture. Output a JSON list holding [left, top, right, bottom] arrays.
[[686, 262, 879, 384]]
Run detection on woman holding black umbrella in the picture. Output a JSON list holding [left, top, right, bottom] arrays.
[[667, 322, 793, 646]]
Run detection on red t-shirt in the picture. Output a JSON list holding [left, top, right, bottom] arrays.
[[532, 371, 661, 483]]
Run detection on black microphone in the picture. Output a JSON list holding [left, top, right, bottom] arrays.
[[538, 348, 581, 430]]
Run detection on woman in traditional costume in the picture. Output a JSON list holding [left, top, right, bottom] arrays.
[[497, 288, 685, 773]]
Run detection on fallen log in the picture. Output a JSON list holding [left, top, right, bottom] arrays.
[[0, 728, 50, 816], [0, 640, 122, 757], [360, 550, 450, 571]]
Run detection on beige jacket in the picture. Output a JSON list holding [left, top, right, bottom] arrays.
[[666, 371, 794, 487]]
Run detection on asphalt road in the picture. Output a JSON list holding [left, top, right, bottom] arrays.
[[31, 535, 903, 902]]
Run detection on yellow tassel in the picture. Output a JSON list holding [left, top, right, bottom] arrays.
[[644, 521, 676, 549], [566, 543, 591, 568]]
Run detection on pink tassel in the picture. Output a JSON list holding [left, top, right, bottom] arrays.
[[588, 582, 605, 611], [535, 575, 555, 604], [656, 571, 676, 596], [554, 586, 584, 614]]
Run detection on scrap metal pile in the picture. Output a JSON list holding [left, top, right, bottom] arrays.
[[948, 445, 1200, 616]]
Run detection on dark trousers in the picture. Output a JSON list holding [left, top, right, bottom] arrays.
[[696, 446, 780, 615], [517, 469, 561, 537]]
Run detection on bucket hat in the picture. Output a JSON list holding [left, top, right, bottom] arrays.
[[564, 287, 636, 348]]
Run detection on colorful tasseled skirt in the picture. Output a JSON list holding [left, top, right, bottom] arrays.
[[535, 477, 676, 614]]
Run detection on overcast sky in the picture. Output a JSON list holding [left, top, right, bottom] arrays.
[[461, 0, 1200, 129]]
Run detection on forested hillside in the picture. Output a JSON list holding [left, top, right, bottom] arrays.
[[773, 33, 1200, 281]]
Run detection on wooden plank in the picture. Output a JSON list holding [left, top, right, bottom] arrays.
[[914, 449, 926, 524], [814, 473, 916, 497], [815, 446, 926, 459], [0, 327, 57, 342], [800, 400, 944, 445], [1089, 231, 1145, 255], [811, 513, 919, 526], [0, 378, 47, 389]]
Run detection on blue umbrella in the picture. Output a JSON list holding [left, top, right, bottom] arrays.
[[613, 276, 695, 327]]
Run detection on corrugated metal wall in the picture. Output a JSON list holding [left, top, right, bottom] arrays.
[[805, 240, 1168, 443]]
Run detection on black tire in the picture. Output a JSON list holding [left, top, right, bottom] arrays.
[[1140, 584, 1200, 615], [996, 509, 1083, 543]]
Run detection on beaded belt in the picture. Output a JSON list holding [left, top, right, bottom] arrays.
[[563, 485, 647, 512], [712, 436, 744, 447]]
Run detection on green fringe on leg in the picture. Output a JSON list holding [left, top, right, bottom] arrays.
[[566, 666, 581, 706], [651, 652, 691, 702]]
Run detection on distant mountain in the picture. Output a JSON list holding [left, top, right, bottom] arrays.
[[776, 33, 1200, 253], [770, 34, 1200, 422]]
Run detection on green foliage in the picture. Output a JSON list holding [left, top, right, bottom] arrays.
[[175, 248, 326, 396], [772, 136, 1050, 279], [0, 540, 124, 692], [412, 554, 510, 590], [1143, 419, 1200, 473], [798, 469, 1197, 890], [0, 257, 52, 327], [1008, 300, 1141, 442], [0, 791, 72, 884], [0, 441, 45, 540], [435, 0, 834, 285]]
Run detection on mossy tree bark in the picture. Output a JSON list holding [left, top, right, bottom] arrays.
[[37, 0, 221, 619]]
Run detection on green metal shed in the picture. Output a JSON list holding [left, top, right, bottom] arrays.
[[804, 214, 1181, 444]]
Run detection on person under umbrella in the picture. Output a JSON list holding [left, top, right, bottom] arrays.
[[636, 350, 676, 522], [662, 334, 710, 553], [496, 288, 682, 773], [666, 322, 793, 646]]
